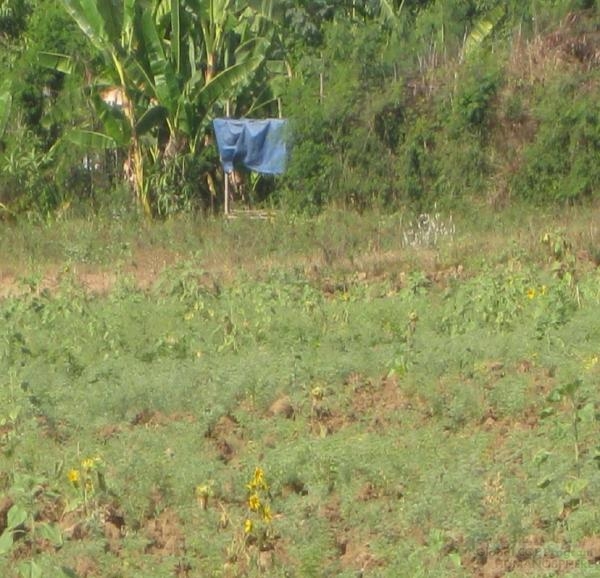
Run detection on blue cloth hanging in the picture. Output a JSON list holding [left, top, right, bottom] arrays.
[[213, 118, 288, 175]]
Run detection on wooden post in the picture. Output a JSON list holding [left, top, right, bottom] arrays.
[[224, 100, 231, 216]]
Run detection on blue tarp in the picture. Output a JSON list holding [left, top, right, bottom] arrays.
[[213, 118, 288, 175]]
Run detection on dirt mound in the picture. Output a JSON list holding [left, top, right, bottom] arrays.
[[205, 414, 245, 463]]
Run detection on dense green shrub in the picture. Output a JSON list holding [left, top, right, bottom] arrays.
[[149, 151, 215, 217], [0, 132, 64, 217], [512, 76, 600, 203], [2, 0, 600, 218]]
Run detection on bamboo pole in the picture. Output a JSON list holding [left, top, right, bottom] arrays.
[[224, 100, 231, 216], [224, 173, 229, 216]]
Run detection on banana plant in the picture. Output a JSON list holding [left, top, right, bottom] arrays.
[[137, 0, 271, 154], [61, 0, 151, 212], [59, 0, 277, 214], [462, 5, 505, 59]]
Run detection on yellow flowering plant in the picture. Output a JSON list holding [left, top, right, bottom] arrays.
[[66, 455, 106, 515], [195, 482, 214, 510], [224, 466, 277, 574], [243, 467, 274, 546]]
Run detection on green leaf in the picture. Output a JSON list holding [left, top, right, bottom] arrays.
[[559, 379, 583, 399], [7, 504, 28, 530], [171, 0, 181, 74], [579, 402, 595, 424], [546, 389, 563, 404], [0, 530, 13, 555], [378, 0, 402, 30], [537, 476, 552, 489], [532, 451, 551, 466], [564, 477, 588, 497], [38, 52, 74, 75], [92, 94, 131, 144], [196, 50, 266, 113], [135, 106, 168, 136], [463, 6, 505, 57], [448, 552, 462, 568], [37, 522, 63, 548], [0, 87, 12, 140], [540, 407, 555, 419], [97, 0, 123, 45], [140, 9, 178, 111], [8, 405, 21, 422], [17, 560, 43, 578], [63, 0, 109, 52], [65, 130, 119, 150]]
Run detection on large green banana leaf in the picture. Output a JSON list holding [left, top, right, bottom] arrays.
[[64, 130, 119, 149]]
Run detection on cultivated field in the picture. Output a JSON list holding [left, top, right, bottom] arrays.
[[1, 206, 600, 577]]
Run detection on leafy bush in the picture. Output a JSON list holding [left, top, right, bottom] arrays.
[[512, 77, 600, 203], [148, 151, 214, 217], [0, 132, 64, 217]]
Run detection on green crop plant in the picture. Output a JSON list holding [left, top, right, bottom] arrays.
[[0, 471, 63, 559], [65, 455, 108, 518], [2, 205, 600, 575], [223, 466, 277, 575], [542, 378, 594, 475]]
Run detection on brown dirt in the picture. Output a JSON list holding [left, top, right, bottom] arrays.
[[320, 494, 382, 576], [144, 508, 186, 556], [267, 395, 295, 419], [35, 415, 70, 443], [129, 410, 196, 428], [97, 423, 123, 441], [310, 402, 346, 437], [72, 556, 99, 578], [60, 509, 90, 541], [462, 536, 591, 578], [349, 374, 415, 418], [0, 246, 178, 299], [579, 535, 600, 564], [104, 502, 126, 535], [356, 482, 380, 502], [205, 414, 245, 463]]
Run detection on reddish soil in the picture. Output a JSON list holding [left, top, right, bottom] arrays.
[[205, 414, 246, 464], [144, 508, 186, 556], [0, 247, 178, 299]]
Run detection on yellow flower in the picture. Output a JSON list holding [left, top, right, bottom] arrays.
[[247, 467, 268, 491], [243, 518, 253, 534], [248, 493, 261, 512], [195, 484, 211, 509], [526, 287, 536, 300], [253, 467, 265, 484], [261, 504, 273, 523], [540, 285, 547, 296], [195, 484, 211, 498], [67, 469, 80, 485], [81, 457, 96, 471]]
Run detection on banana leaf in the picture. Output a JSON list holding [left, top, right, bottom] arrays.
[[38, 52, 75, 75], [0, 83, 12, 139], [64, 130, 119, 149]]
